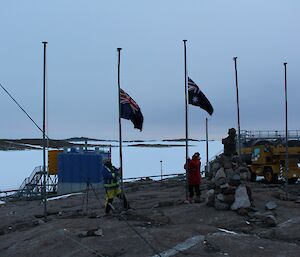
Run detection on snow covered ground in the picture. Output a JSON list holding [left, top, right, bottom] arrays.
[[0, 141, 223, 190]]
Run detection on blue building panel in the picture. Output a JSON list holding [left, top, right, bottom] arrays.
[[58, 150, 104, 183]]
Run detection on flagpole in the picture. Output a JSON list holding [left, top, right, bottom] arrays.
[[183, 39, 189, 200], [117, 48, 124, 191], [206, 118, 209, 175], [42, 41, 48, 220], [233, 57, 241, 156], [284, 62, 289, 187]]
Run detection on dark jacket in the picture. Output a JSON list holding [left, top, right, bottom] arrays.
[[102, 165, 119, 190]]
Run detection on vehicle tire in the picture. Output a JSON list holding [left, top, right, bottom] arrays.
[[272, 174, 279, 183], [264, 167, 273, 184], [288, 178, 298, 184]]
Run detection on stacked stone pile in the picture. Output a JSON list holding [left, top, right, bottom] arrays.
[[206, 154, 254, 213]]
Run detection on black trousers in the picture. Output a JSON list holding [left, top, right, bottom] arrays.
[[189, 185, 200, 198], [105, 193, 130, 214]]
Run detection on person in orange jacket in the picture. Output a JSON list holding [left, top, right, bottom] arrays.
[[185, 152, 201, 203]]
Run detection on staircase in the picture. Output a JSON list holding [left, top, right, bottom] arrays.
[[15, 166, 45, 199]]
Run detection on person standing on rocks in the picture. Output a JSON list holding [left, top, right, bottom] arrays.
[[222, 128, 237, 156], [185, 152, 202, 203]]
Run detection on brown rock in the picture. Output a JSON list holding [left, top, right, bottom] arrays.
[[79, 228, 103, 237], [237, 208, 248, 216], [223, 194, 235, 205], [225, 168, 234, 180], [224, 162, 232, 169], [215, 199, 230, 210], [263, 215, 277, 227], [222, 187, 235, 195], [206, 194, 215, 207], [265, 201, 277, 210]]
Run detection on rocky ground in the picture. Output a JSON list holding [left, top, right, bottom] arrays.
[[0, 179, 300, 257]]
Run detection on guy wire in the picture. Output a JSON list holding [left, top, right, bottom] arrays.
[[0, 82, 49, 139], [87, 183, 163, 257]]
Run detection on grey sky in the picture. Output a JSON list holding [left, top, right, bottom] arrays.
[[0, 1, 299, 141]]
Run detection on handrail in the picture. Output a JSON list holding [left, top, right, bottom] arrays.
[[18, 166, 42, 191], [241, 130, 300, 141], [15, 166, 44, 198], [123, 173, 185, 181]]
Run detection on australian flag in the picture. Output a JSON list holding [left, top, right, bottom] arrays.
[[188, 77, 214, 115], [120, 89, 144, 131]]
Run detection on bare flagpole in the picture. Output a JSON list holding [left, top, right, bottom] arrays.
[[42, 41, 48, 220], [117, 48, 124, 192], [233, 57, 241, 156], [206, 118, 209, 175], [284, 62, 289, 186], [183, 40, 189, 200]]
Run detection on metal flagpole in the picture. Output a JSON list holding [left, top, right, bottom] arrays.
[[233, 57, 241, 156], [117, 48, 124, 193], [206, 118, 209, 175], [284, 62, 289, 186], [183, 40, 189, 200], [42, 41, 48, 220], [160, 160, 163, 182]]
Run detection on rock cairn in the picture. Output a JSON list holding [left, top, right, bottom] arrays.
[[205, 154, 254, 213]]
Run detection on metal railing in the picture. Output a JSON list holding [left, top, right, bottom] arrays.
[[123, 173, 186, 182], [14, 166, 45, 199], [241, 130, 300, 141], [18, 166, 42, 192]]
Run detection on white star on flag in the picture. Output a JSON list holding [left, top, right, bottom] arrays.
[[192, 96, 198, 103]]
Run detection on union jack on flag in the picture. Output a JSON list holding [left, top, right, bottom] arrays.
[[188, 78, 200, 94], [120, 89, 140, 113], [120, 88, 144, 131], [187, 77, 214, 115]]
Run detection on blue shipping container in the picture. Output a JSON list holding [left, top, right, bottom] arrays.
[[58, 150, 104, 183]]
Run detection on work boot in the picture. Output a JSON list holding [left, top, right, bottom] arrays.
[[124, 204, 131, 211], [194, 196, 201, 203]]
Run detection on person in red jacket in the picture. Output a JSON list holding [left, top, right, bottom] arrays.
[[185, 152, 201, 203]]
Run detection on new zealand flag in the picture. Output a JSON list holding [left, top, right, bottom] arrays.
[[188, 77, 214, 115], [120, 89, 144, 131]]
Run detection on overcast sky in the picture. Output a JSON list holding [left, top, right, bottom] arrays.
[[0, 1, 299, 141]]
